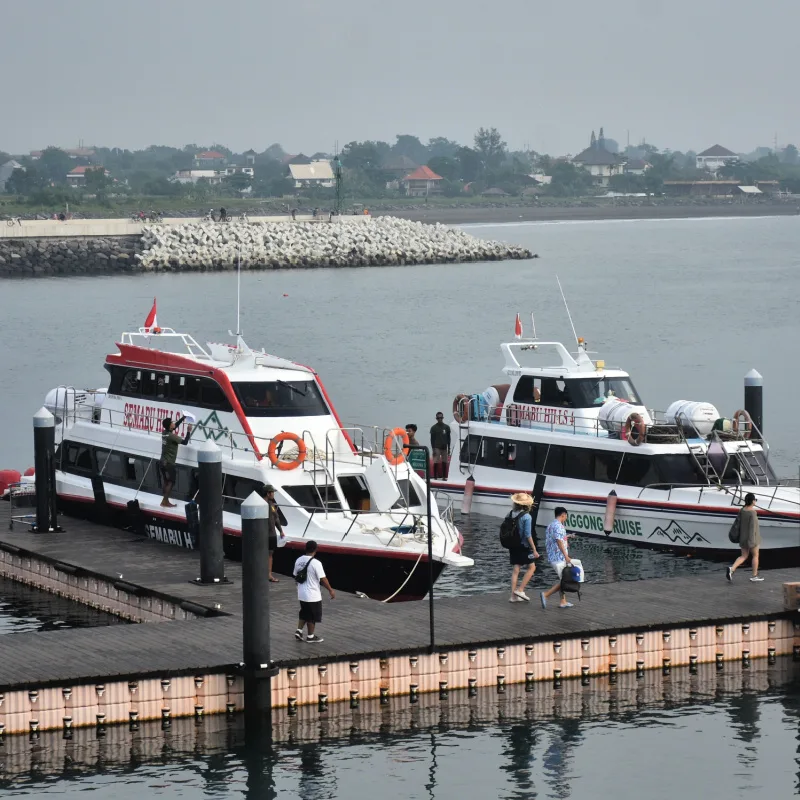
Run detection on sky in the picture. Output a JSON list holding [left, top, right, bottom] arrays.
[[2, 0, 799, 158]]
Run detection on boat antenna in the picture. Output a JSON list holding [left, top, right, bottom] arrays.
[[556, 275, 579, 347], [530, 312, 537, 340], [228, 247, 243, 344]]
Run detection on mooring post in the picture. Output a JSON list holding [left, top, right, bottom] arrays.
[[33, 407, 57, 533], [425, 446, 435, 655], [197, 442, 225, 584], [744, 369, 763, 435], [241, 492, 275, 736]]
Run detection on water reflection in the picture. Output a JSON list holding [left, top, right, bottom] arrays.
[[3, 659, 797, 798]]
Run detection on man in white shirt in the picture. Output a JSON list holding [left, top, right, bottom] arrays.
[[293, 540, 335, 643]]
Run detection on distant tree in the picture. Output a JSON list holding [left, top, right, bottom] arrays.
[[427, 156, 460, 181], [782, 144, 799, 165], [84, 166, 112, 196], [37, 147, 75, 184], [5, 165, 44, 194], [474, 127, 507, 173], [392, 135, 427, 165], [263, 143, 286, 161], [609, 174, 646, 192], [427, 137, 460, 159], [602, 138, 619, 153], [340, 141, 383, 171], [547, 161, 593, 196], [224, 172, 253, 193], [456, 146, 482, 182]]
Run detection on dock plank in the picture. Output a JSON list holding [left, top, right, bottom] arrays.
[[0, 502, 797, 690]]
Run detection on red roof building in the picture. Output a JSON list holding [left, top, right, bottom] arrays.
[[399, 165, 444, 197], [193, 150, 228, 167], [66, 165, 110, 187]]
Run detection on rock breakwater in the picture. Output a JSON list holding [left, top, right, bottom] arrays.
[[136, 217, 532, 270], [0, 236, 141, 277]]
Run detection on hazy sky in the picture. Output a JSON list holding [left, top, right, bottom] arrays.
[[2, 0, 799, 157]]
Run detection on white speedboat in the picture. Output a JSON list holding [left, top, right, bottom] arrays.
[[434, 337, 799, 555], [45, 325, 471, 600]]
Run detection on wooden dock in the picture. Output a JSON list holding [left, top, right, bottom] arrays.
[[0, 500, 798, 735]]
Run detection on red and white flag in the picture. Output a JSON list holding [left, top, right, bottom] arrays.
[[514, 313, 522, 339], [144, 298, 158, 330]]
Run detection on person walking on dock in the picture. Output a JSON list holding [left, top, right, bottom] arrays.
[[159, 417, 193, 507], [259, 483, 287, 582], [429, 412, 451, 480], [540, 507, 574, 609], [294, 540, 335, 643], [508, 493, 540, 602], [726, 493, 763, 582]]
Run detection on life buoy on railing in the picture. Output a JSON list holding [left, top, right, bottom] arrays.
[[267, 432, 307, 471], [624, 413, 646, 446], [732, 409, 753, 439], [453, 394, 471, 424], [383, 427, 409, 466]]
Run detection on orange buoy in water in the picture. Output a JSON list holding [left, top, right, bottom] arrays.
[[603, 490, 618, 536]]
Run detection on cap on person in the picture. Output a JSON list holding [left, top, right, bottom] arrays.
[[511, 492, 534, 507], [259, 483, 276, 495]]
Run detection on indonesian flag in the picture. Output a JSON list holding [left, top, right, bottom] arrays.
[[144, 298, 158, 331], [514, 313, 522, 339]]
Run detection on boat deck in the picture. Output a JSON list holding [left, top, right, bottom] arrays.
[[0, 500, 797, 693]]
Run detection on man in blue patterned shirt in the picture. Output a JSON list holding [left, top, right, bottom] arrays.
[[540, 507, 573, 609]]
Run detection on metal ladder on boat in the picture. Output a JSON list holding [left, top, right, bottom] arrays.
[[734, 443, 769, 486]]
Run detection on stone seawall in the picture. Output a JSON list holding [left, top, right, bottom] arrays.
[[0, 216, 532, 278], [0, 236, 142, 277]]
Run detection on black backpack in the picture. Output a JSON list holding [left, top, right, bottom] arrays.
[[499, 513, 519, 549], [560, 564, 582, 599], [294, 556, 315, 584]]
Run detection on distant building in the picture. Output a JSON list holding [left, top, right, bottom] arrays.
[[381, 155, 419, 181], [0, 160, 24, 192], [243, 149, 257, 166], [571, 129, 625, 186], [30, 147, 96, 161], [193, 150, 227, 168], [170, 169, 224, 185], [624, 159, 651, 176], [288, 160, 335, 189], [66, 165, 109, 187], [695, 145, 738, 173], [399, 165, 443, 197]]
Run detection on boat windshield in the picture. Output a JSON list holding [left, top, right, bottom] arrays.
[[233, 380, 328, 417], [567, 378, 642, 408]]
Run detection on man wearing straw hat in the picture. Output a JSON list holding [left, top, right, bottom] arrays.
[[509, 492, 540, 602]]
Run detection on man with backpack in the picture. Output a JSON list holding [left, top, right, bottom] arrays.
[[293, 540, 335, 643], [501, 493, 540, 602], [540, 507, 575, 609]]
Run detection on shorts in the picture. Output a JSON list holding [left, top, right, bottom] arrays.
[[269, 535, 278, 552], [159, 461, 176, 484], [550, 561, 567, 578], [509, 546, 534, 566], [432, 448, 448, 461], [299, 601, 322, 623]]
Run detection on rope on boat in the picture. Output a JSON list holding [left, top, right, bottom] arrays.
[[380, 549, 424, 603]]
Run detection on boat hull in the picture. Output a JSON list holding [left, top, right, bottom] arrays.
[[56, 494, 443, 602], [433, 480, 800, 559]]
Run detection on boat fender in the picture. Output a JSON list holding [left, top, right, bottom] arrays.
[[461, 475, 475, 515], [732, 409, 753, 439], [0, 469, 22, 498], [603, 490, 617, 536], [453, 394, 471, 424], [267, 432, 307, 471], [23, 466, 35, 477], [624, 413, 645, 446], [383, 428, 409, 466]]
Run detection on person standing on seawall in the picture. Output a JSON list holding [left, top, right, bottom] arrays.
[[727, 493, 763, 582]]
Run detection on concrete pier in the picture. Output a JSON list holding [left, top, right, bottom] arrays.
[[0, 501, 797, 736]]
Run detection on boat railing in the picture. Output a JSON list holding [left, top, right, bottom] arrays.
[[638, 480, 800, 512], [119, 329, 212, 361]]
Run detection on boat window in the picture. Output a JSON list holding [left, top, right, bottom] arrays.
[[567, 448, 594, 481], [656, 454, 704, 485], [233, 381, 328, 417], [94, 449, 134, 481], [222, 474, 263, 513], [567, 378, 642, 409], [460, 435, 484, 464], [539, 379, 573, 408], [107, 365, 232, 412], [339, 475, 371, 512], [132, 456, 160, 492], [617, 454, 659, 487], [594, 451, 623, 483], [283, 484, 342, 512], [121, 370, 141, 395], [542, 445, 566, 476], [169, 375, 186, 402], [394, 478, 422, 507], [512, 376, 542, 404], [63, 441, 94, 473]]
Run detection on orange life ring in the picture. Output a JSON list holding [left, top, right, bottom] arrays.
[[624, 413, 645, 446], [453, 394, 471, 424], [732, 409, 752, 439], [383, 427, 409, 465], [267, 432, 307, 470]]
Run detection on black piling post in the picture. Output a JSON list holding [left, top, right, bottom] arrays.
[[744, 369, 763, 435], [197, 443, 226, 584], [33, 407, 57, 533], [241, 492, 275, 738]]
